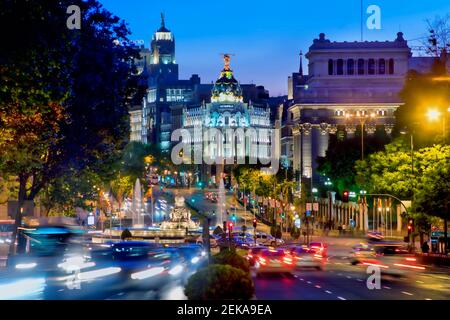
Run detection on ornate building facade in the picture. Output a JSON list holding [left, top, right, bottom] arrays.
[[182, 55, 272, 182], [286, 32, 412, 186]]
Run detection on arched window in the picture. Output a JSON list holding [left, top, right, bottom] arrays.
[[388, 58, 394, 74], [368, 59, 375, 75], [337, 59, 344, 75], [328, 59, 334, 75], [347, 59, 354, 75], [357, 59, 365, 75], [378, 59, 386, 74]]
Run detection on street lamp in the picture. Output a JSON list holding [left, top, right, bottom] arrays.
[[426, 107, 448, 143], [346, 112, 377, 161]]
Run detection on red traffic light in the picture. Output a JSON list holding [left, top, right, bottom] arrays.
[[253, 219, 257, 228], [228, 222, 234, 228]]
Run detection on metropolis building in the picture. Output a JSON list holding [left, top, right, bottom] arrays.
[[181, 55, 272, 182], [130, 15, 273, 153]]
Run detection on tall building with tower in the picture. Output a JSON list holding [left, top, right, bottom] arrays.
[[130, 14, 274, 153], [182, 55, 272, 184]]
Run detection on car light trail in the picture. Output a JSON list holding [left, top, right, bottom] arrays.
[[131, 267, 165, 280], [15, 263, 37, 269], [393, 263, 425, 270], [168, 265, 183, 276], [77, 267, 121, 280]]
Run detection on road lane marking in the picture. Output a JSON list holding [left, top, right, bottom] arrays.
[[346, 276, 352, 279], [337, 296, 346, 300], [357, 279, 363, 282], [315, 285, 321, 289], [337, 273, 343, 276], [307, 281, 312, 284], [425, 298, 432, 300], [402, 291, 413, 296], [325, 290, 332, 294], [383, 286, 391, 289], [300, 278, 304, 281]]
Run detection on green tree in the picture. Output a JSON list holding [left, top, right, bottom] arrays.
[[0, 0, 140, 252], [317, 131, 391, 198]]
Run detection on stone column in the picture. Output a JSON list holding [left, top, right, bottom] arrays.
[[359, 203, 364, 231], [292, 125, 302, 177], [364, 204, 369, 231], [397, 204, 402, 232]]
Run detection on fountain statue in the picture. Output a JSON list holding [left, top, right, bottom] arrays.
[[160, 194, 199, 230], [131, 178, 144, 228], [218, 175, 226, 226]]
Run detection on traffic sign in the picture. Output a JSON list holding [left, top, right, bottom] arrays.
[[313, 203, 319, 211], [306, 210, 311, 217], [295, 218, 301, 228]]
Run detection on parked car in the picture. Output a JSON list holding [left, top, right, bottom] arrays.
[[254, 232, 284, 246]]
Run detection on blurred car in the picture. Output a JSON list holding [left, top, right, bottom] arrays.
[[372, 243, 409, 255], [254, 248, 294, 275], [254, 232, 284, 246], [245, 246, 267, 266], [176, 244, 207, 268], [308, 242, 328, 257], [367, 231, 384, 241], [129, 247, 187, 290], [287, 246, 325, 270], [350, 243, 376, 265]]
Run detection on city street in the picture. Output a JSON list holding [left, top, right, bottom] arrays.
[[253, 237, 450, 300]]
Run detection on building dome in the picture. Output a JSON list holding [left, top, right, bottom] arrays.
[[211, 54, 243, 103]]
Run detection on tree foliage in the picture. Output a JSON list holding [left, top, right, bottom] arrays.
[[184, 264, 254, 300], [0, 0, 140, 250], [317, 131, 391, 198]]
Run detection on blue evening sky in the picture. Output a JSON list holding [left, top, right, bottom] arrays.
[[100, 0, 450, 96]]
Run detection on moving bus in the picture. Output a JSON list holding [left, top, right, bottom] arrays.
[[0, 220, 15, 243], [0, 220, 15, 267]]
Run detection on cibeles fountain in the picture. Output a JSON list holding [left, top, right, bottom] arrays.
[[160, 195, 199, 230], [99, 181, 199, 243]]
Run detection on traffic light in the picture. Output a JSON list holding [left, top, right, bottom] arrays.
[[281, 213, 285, 219], [228, 222, 234, 232], [253, 218, 257, 228], [231, 214, 237, 222], [223, 221, 227, 232], [407, 219, 414, 234], [342, 190, 349, 203]]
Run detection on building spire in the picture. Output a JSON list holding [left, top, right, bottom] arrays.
[[299, 50, 303, 75], [161, 12, 165, 29]]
